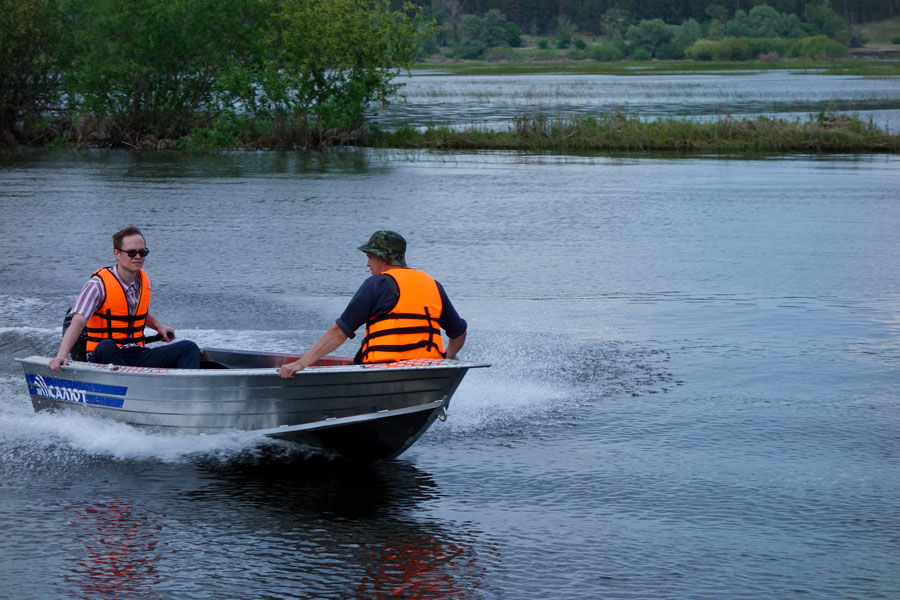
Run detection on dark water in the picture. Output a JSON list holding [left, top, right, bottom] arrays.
[[1, 149, 899, 599]]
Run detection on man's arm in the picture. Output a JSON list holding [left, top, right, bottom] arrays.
[[278, 323, 349, 378], [50, 313, 87, 371], [145, 313, 175, 342], [435, 281, 467, 360], [51, 276, 105, 370], [445, 331, 466, 360]]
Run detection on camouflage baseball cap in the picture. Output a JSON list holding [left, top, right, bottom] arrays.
[[358, 230, 407, 267]]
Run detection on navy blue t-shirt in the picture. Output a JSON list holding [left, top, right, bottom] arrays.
[[336, 274, 467, 340]]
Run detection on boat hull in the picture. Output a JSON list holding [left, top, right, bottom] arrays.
[[17, 347, 488, 461]]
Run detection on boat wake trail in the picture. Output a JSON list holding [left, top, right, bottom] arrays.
[[424, 331, 678, 441], [0, 376, 284, 467]]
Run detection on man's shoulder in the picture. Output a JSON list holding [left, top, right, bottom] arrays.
[[360, 273, 395, 289]]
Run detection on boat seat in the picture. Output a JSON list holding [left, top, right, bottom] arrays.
[[199, 360, 229, 369]]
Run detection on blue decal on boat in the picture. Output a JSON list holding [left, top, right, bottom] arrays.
[[25, 374, 127, 409]]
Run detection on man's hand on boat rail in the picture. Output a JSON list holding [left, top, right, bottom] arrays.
[[50, 356, 68, 371], [278, 359, 306, 378], [279, 325, 348, 378]]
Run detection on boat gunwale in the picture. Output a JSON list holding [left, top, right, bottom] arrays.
[[14, 355, 491, 378]]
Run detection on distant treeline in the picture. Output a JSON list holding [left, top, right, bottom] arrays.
[[426, 2, 856, 61], [397, 0, 900, 33]]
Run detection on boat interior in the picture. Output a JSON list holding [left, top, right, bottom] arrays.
[[199, 347, 354, 370]]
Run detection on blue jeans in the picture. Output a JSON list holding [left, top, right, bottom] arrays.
[[90, 339, 201, 369]]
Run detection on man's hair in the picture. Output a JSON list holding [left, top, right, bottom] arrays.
[[112, 225, 144, 249]]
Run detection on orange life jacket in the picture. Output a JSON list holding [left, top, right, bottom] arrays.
[[360, 268, 446, 363], [85, 267, 151, 352]]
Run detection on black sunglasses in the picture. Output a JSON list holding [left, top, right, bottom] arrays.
[[117, 247, 150, 258]]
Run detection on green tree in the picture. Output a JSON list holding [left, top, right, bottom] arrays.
[[804, 3, 849, 39], [724, 9, 753, 37], [555, 22, 574, 49], [706, 18, 725, 39], [674, 18, 702, 50], [261, 0, 427, 146], [705, 4, 729, 22], [455, 14, 489, 57], [747, 4, 783, 37], [504, 20, 522, 47], [482, 9, 511, 47], [0, 0, 68, 146], [626, 18, 674, 57], [65, 0, 263, 145], [453, 9, 516, 59]]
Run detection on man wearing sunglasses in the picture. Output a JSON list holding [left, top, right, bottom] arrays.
[[49, 225, 200, 371]]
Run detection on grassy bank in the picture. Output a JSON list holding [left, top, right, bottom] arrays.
[[411, 58, 900, 77], [361, 113, 900, 155], [860, 17, 900, 44]]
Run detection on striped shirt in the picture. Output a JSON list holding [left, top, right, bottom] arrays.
[[72, 266, 151, 351]]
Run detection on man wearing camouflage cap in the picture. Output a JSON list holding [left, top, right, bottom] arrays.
[[278, 230, 467, 377]]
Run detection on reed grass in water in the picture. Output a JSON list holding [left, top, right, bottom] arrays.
[[362, 113, 900, 154]]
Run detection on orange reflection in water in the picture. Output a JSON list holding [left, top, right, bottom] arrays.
[[64, 501, 164, 600], [357, 531, 487, 600]]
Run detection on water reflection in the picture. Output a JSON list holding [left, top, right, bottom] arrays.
[[195, 451, 443, 518], [193, 454, 497, 599], [356, 528, 487, 600], [1, 146, 384, 181], [50, 455, 497, 600], [62, 501, 163, 600]]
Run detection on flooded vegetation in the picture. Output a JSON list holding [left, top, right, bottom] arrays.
[[361, 67, 900, 154], [363, 111, 900, 154]]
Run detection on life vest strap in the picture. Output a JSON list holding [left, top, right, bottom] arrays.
[[85, 325, 148, 334], [363, 325, 441, 340], [367, 312, 433, 325], [86, 312, 148, 326], [361, 340, 447, 358], [85, 334, 147, 345]]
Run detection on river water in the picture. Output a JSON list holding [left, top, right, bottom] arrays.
[[375, 70, 900, 132], [1, 73, 899, 600]]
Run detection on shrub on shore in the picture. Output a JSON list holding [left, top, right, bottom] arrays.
[[686, 35, 848, 60]]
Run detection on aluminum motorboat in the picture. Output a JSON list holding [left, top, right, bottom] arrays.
[[16, 347, 489, 461]]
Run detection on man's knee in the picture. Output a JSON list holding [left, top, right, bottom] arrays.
[[94, 339, 118, 352], [175, 340, 200, 355], [90, 339, 120, 362], [173, 339, 201, 368]]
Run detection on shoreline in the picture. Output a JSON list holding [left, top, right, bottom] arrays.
[[5, 113, 898, 156], [4, 59, 899, 156], [407, 57, 900, 77]]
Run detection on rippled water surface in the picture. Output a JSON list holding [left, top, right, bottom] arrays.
[[373, 70, 900, 132], [1, 148, 898, 599]]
